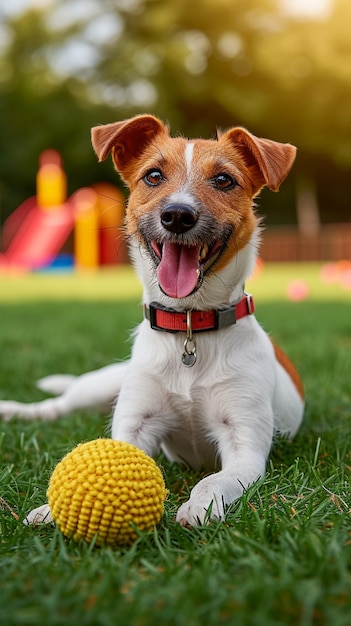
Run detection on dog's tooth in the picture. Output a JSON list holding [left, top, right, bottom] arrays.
[[200, 245, 208, 261]]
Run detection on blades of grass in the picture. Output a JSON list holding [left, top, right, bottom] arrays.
[[313, 436, 322, 468]]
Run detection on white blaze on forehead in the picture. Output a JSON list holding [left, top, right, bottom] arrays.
[[185, 142, 194, 176], [168, 142, 196, 205]]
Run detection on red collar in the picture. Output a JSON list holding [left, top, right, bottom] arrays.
[[144, 294, 254, 333]]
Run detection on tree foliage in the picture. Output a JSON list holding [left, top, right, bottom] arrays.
[[0, 0, 350, 225]]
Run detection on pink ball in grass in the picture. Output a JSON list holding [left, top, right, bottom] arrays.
[[286, 279, 309, 302]]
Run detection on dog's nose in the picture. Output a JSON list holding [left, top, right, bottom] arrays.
[[160, 204, 198, 234]]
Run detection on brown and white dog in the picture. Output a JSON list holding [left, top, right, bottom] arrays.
[[0, 115, 304, 526]]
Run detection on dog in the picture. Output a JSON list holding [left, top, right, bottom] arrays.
[[0, 115, 304, 526]]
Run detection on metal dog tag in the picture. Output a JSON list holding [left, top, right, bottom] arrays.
[[182, 349, 197, 367], [181, 311, 197, 367], [182, 336, 197, 367]]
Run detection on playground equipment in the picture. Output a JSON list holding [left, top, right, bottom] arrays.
[[0, 150, 126, 271], [73, 188, 99, 270]]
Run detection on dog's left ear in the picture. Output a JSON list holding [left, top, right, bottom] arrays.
[[224, 127, 297, 193]]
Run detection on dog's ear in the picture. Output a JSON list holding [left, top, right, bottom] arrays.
[[91, 114, 166, 173], [224, 127, 296, 193]]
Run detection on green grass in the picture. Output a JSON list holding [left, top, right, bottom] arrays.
[[0, 264, 350, 626], [0, 261, 350, 303]]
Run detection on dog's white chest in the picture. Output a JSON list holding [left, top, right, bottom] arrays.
[[161, 386, 219, 470]]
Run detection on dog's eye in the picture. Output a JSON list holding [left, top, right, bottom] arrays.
[[143, 169, 165, 186], [211, 173, 236, 190]]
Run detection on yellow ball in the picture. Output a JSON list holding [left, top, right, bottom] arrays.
[[47, 439, 167, 547]]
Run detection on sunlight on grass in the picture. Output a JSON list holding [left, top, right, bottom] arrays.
[[247, 262, 351, 302], [0, 265, 142, 302], [0, 262, 350, 302]]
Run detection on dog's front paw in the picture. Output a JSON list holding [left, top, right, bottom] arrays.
[[175, 473, 230, 526], [176, 492, 225, 527], [176, 498, 224, 527], [23, 504, 53, 526]]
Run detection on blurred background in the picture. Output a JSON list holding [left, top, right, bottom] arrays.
[[0, 0, 350, 266]]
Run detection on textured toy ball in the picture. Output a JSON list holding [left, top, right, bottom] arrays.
[[47, 439, 167, 547]]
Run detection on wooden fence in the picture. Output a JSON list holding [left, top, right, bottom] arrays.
[[260, 224, 351, 262]]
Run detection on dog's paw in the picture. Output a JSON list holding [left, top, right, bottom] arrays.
[[23, 504, 53, 526], [36, 374, 76, 395], [176, 495, 225, 527], [175, 473, 229, 526], [0, 401, 32, 421], [0, 398, 63, 421]]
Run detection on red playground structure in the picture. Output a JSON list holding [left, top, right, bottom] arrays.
[[0, 150, 126, 271]]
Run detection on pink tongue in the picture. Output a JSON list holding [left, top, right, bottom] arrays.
[[157, 242, 201, 298]]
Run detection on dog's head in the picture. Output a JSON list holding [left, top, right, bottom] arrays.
[[92, 115, 296, 306]]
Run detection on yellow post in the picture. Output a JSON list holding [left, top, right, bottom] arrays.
[[73, 188, 99, 270], [36, 150, 67, 210]]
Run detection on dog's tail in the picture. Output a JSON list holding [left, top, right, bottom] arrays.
[[36, 375, 77, 396]]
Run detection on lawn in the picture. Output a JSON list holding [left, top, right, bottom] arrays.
[[0, 263, 350, 626]]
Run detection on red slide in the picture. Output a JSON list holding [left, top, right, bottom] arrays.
[[0, 200, 74, 270]]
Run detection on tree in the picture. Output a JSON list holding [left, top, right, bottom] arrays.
[[0, 7, 116, 224]]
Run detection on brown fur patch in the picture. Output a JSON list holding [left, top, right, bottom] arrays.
[[273, 342, 304, 400]]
